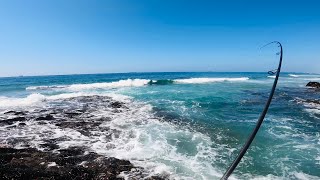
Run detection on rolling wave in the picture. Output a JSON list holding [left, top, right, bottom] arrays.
[[26, 77, 250, 91], [148, 79, 174, 85], [0, 92, 130, 109], [26, 79, 150, 91]]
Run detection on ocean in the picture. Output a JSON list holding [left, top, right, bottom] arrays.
[[0, 72, 319, 179]]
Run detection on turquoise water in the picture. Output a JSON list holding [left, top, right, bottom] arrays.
[[0, 72, 319, 179]]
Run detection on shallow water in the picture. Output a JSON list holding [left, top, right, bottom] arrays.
[[0, 72, 319, 179]]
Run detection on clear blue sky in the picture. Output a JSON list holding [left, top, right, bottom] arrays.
[[0, 0, 319, 77]]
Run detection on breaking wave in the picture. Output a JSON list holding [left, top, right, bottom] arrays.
[[26, 79, 150, 91], [0, 93, 130, 109], [267, 75, 276, 78], [288, 74, 300, 77], [25, 77, 250, 91]]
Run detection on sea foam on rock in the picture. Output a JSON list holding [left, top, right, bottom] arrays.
[[0, 95, 165, 180], [306, 81, 320, 88]]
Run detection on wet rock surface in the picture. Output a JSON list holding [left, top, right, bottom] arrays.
[[306, 81, 320, 88], [35, 114, 55, 121], [1, 117, 26, 125], [0, 147, 134, 179], [295, 98, 320, 106]]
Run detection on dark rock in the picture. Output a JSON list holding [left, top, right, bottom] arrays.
[[39, 143, 59, 151], [305, 99, 320, 105], [0, 117, 26, 125], [65, 112, 82, 118], [59, 147, 84, 157], [78, 130, 91, 136], [4, 111, 26, 116], [18, 122, 26, 126], [306, 82, 320, 88], [35, 114, 54, 121], [110, 101, 124, 108], [147, 176, 168, 180], [0, 147, 139, 180]]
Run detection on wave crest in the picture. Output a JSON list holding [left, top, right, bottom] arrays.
[[68, 79, 150, 90], [26, 77, 250, 91], [0, 92, 130, 109], [289, 74, 299, 77], [26, 79, 151, 91]]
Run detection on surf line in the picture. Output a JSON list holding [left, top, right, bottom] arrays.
[[221, 41, 283, 179]]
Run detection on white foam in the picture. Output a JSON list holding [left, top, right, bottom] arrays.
[[174, 77, 249, 84], [47, 162, 57, 167], [287, 73, 320, 78], [68, 79, 150, 90], [26, 79, 151, 91], [0, 93, 46, 108], [297, 99, 320, 118], [293, 172, 319, 180], [303, 78, 320, 81], [316, 156, 320, 165], [305, 108, 320, 114], [267, 75, 276, 78], [288, 74, 299, 77], [0, 92, 131, 109]]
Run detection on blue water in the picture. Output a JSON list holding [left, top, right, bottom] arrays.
[[0, 72, 319, 179]]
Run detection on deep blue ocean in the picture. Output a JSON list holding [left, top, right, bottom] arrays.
[[0, 72, 319, 179]]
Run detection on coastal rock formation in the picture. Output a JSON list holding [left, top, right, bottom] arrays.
[[0, 147, 164, 180], [306, 82, 320, 88], [0, 96, 166, 180], [0, 147, 134, 179]]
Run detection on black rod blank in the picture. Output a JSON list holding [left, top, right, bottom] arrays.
[[221, 41, 283, 180]]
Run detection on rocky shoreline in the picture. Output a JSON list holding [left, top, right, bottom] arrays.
[[0, 146, 164, 180], [0, 96, 166, 180], [0, 146, 132, 179]]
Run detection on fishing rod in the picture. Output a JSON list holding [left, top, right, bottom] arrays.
[[221, 41, 283, 179]]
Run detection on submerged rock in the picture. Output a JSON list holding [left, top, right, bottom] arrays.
[[0, 117, 26, 125], [35, 114, 55, 121], [110, 101, 124, 109], [4, 111, 26, 116], [306, 82, 320, 88]]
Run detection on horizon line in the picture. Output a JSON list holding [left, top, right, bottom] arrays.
[[0, 71, 317, 79]]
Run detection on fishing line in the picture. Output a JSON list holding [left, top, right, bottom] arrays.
[[221, 41, 283, 179]]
